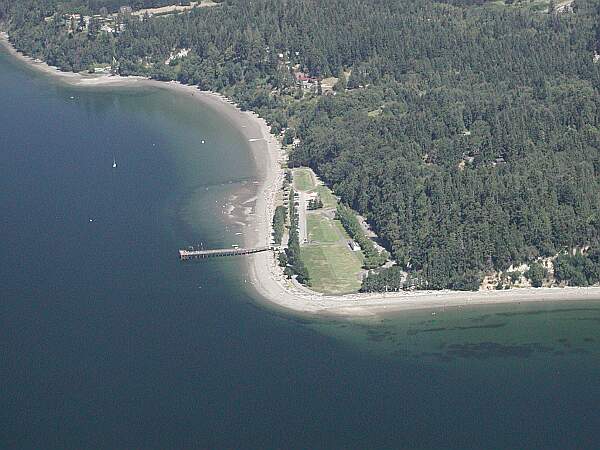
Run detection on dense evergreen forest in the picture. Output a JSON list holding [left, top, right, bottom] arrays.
[[2, 0, 600, 290]]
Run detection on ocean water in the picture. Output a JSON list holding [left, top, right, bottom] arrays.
[[1, 47, 600, 450]]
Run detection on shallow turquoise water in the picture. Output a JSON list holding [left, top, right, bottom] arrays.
[[1, 47, 600, 450], [310, 302, 600, 361]]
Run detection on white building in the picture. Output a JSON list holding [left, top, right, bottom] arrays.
[[348, 240, 362, 252]]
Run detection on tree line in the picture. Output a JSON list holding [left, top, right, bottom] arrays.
[[335, 204, 388, 269]]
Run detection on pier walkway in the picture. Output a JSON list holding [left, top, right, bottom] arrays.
[[179, 246, 273, 260]]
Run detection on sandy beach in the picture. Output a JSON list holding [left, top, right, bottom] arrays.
[[3, 32, 600, 318]]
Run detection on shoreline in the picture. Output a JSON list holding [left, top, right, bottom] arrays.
[[0, 31, 282, 248], [4, 33, 600, 318]]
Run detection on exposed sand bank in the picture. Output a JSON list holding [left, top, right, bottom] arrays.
[[250, 258, 600, 317], [4, 32, 600, 318]]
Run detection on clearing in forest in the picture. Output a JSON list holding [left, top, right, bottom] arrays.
[[292, 167, 365, 294], [489, 0, 572, 13], [132, 1, 219, 18], [301, 244, 363, 294], [292, 168, 315, 192]]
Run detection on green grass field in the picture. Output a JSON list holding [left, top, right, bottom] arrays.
[[304, 202, 364, 294], [294, 166, 364, 293], [307, 214, 340, 243], [292, 167, 338, 208], [314, 185, 338, 209], [301, 244, 363, 294], [293, 168, 314, 192]]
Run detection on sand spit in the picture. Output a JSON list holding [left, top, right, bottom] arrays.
[[4, 32, 600, 318]]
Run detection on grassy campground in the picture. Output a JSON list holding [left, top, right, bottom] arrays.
[[292, 168, 315, 192], [293, 168, 364, 294]]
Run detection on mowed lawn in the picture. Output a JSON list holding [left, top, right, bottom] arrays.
[[314, 185, 337, 209], [303, 198, 364, 293], [295, 166, 364, 293], [307, 214, 339, 243], [293, 167, 338, 209], [301, 244, 363, 294], [293, 168, 314, 192]]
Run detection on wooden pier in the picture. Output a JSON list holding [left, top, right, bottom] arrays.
[[179, 246, 272, 260]]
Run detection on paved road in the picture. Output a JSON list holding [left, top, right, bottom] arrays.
[[298, 191, 308, 244]]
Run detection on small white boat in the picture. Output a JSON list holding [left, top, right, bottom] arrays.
[[112, 157, 117, 168]]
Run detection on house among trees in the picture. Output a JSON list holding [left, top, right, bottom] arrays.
[[294, 71, 318, 92], [62, 10, 125, 35]]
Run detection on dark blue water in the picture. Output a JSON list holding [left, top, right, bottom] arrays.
[[2, 48, 600, 450]]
